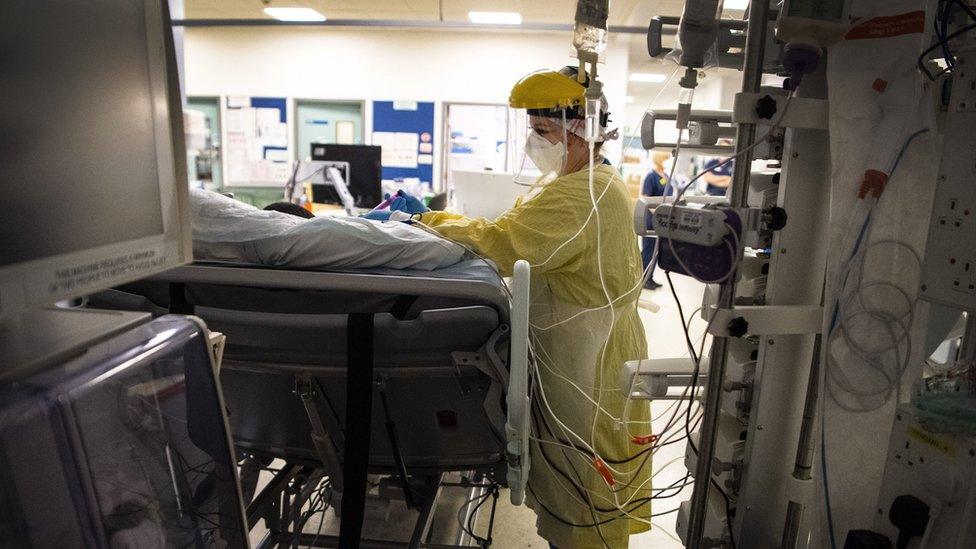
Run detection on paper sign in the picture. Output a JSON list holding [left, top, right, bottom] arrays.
[[336, 121, 355, 144], [393, 100, 418, 111], [264, 148, 290, 162], [418, 154, 433, 165]]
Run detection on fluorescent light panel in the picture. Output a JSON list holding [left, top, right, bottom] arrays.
[[629, 72, 668, 83], [264, 7, 327, 22], [724, 0, 750, 9], [468, 11, 523, 25]]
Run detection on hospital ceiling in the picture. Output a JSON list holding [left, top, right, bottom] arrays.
[[182, 0, 693, 26]]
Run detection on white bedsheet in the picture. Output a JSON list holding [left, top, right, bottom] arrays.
[[189, 189, 464, 271]]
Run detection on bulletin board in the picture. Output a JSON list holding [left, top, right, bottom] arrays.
[[371, 101, 435, 188], [223, 96, 291, 187]]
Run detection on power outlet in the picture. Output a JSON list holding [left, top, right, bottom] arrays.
[[955, 57, 976, 113], [920, 56, 976, 311]]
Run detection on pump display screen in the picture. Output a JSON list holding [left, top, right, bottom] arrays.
[[0, 2, 165, 267]]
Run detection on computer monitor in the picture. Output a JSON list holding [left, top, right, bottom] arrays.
[[0, 0, 192, 318], [0, 315, 248, 547], [310, 143, 383, 208]]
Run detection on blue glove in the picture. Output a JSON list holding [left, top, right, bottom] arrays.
[[391, 191, 429, 214], [362, 209, 393, 221], [361, 197, 407, 221]]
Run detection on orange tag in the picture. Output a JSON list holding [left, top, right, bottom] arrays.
[[858, 169, 889, 199], [593, 458, 616, 486], [632, 434, 659, 445], [845, 11, 925, 40]]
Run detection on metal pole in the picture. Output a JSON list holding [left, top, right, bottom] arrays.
[[781, 334, 823, 549], [686, 1, 771, 547]]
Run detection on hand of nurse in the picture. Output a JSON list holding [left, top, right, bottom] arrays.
[[390, 191, 429, 214], [362, 197, 407, 221], [362, 209, 393, 221]]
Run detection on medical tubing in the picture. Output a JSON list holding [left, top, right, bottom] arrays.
[[414, 213, 665, 520], [586, 137, 620, 456], [534, 398, 693, 524], [420, 76, 707, 522], [821, 127, 930, 547], [532, 384, 703, 520]]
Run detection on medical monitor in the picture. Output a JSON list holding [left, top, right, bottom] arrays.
[[310, 144, 383, 207], [0, 316, 247, 547], [0, 0, 192, 317]]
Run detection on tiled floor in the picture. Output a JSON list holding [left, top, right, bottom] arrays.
[[248, 275, 707, 548]]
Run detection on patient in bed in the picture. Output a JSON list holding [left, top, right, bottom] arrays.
[[189, 188, 465, 271]]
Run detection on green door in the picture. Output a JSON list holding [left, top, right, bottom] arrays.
[[186, 97, 222, 189], [295, 100, 364, 160]]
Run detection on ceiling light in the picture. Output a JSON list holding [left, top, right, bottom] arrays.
[[625, 96, 635, 103], [263, 7, 327, 22], [629, 72, 668, 83], [468, 11, 523, 25], [724, 0, 750, 9]]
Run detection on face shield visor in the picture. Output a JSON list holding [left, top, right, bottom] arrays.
[[511, 108, 618, 187], [510, 109, 568, 187]]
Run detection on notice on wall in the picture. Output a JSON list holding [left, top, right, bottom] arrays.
[[224, 97, 290, 187], [373, 131, 419, 169], [336, 121, 355, 144]]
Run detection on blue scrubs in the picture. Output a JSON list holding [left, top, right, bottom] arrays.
[[704, 158, 734, 196]]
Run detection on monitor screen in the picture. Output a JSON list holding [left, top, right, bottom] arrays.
[[0, 316, 247, 547], [0, 2, 164, 265], [310, 144, 383, 207], [0, 0, 191, 316]]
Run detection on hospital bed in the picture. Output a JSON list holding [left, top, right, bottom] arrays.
[[91, 259, 530, 548]]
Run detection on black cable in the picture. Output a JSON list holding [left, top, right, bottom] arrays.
[[527, 474, 689, 529], [666, 271, 739, 549], [918, 8, 976, 80]]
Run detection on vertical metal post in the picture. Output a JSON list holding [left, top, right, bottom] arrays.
[[958, 313, 976, 364], [781, 334, 823, 548], [686, 1, 771, 547]]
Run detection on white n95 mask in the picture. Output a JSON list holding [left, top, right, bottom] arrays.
[[524, 131, 566, 176]]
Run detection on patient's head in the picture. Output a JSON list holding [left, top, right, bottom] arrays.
[[263, 202, 315, 219]]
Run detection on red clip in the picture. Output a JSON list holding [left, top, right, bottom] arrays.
[[858, 169, 889, 199], [631, 434, 660, 445], [593, 458, 616, 486], [872, 78, 888, 93]]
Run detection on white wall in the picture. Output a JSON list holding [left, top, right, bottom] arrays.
[[184, 26, 632, 184], [186, 27, 627, 103]]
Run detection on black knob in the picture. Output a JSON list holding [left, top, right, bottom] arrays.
[[767, 207, 788, 231], [843, 529, 892, 549], [727, 317, 749, 338], [755, 94, 779, 120]]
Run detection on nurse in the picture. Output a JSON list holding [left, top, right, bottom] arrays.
[[393, 66, 652, 548]]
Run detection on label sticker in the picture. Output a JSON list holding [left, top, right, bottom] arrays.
[[907, 426, 954, 456], [845, 11, 925, 40]]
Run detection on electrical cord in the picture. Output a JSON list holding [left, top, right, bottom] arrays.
[[666, 271, 738, 549], [918, 1, 976, 80]]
